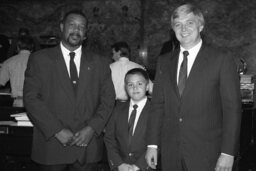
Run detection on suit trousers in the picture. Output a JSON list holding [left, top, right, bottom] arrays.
[[181, 157, 188, 171], [38, 161, 99, 171]]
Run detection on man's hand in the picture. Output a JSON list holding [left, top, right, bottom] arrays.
[[70, 126, 95, 147], [215, 154, 234, 171], [118, 163, 133, 171], [131, 164, 140, 171], [145, 147, 158, 169], [55, 128, 74, 146]]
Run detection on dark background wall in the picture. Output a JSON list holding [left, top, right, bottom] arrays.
[[0, 0, 255, 76]]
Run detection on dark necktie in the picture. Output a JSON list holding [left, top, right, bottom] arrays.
[[128, 104, 138, 146], [178, 51, 189, 96], [69, 52, 78, 92]]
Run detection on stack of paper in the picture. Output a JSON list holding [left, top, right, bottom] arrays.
[[240, 74, 254, 84], [10, 112, 33, 127], [240, 74, 255, 104]]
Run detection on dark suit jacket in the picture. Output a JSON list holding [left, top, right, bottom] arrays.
[[24, 45, 115, 165], [104, 100, 150, 171], [147, 43, 241, 171]]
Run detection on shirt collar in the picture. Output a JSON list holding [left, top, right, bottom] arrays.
[[118, 57, 129, 62], [180, 39, 202, 55], [60, 42, 82, 57], [19, 50, 31, 54], [130, 97, 147, 109]]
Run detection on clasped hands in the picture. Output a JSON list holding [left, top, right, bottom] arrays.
[[118, 163, 140, 171], [55, 126, 94, 147]]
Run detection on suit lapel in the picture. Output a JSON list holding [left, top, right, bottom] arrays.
[[76, 48, 94, 103], [54, 45, 76, 104], [182, 44, 208, 96], [121, 102, 130, 146], [132, 100, 149, 141], [169, 49, 180, 98]]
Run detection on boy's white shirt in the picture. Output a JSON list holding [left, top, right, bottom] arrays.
[[128, 97, 147, 135]]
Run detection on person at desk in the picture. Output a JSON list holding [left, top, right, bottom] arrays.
[[24, 10, 115, 171], [110, 41, 153, 102], [145, 3, 241, 171], [7, 27, 39, 58], [0, 36, 34, 107]]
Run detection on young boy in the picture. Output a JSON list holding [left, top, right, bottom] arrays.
[[104, 68, 151, 171]]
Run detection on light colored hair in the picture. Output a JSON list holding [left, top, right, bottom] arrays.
[[171, 3, 205, 27]]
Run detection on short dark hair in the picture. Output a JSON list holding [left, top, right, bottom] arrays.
[[125, 68, 149, 83], [61, 9, 88, 26], [17, 36, 34, 51], [18, 28, 30, 37], [111, 41, 131, 58]]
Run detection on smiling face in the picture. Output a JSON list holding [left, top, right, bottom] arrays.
[[125, 73, 149, 103], [172, 12, 203, 50], [171, 4, 204, 50], [60, 13, 87, 51]]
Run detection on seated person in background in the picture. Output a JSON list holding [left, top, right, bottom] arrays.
[[104, 68, 151, 171], [110, 41, 153, 101], [7, 27, 39, 58], [0, 36, 34, 107]]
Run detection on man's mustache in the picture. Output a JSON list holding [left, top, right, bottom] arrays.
[[69, 33, 81, 38]]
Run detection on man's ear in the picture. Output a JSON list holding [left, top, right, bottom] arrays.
[[146, 83, 150, 92], [60, 23, 64, 32], [82, 32, 87, 41], [199, 25, 204, 32]]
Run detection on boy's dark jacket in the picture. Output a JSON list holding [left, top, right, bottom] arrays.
[[104, 99, 150, 171]]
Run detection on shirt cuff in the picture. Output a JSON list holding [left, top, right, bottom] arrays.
[[221, 153, 234, 157], [147, 145, 158, 148], [132, 165, 140, 171]]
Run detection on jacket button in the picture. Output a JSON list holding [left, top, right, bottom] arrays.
[[179, 118, 183, 122], [129, 153, 133, 156]]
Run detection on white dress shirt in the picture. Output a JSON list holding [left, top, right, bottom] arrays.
[[60, 42, 82, 77], [128, 97, 147, 135], [0, 50, 31, 97], [177, 40, 202, 83], [0, 50, 31, 107]]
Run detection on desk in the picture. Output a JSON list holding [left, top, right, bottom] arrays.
[[238, 105, 256, 170], [240, 106, 256, 153], [0, 122, 37, 171], [0, 107, 25, 121], [0, 93, 13, 107], [0, 106, 110, 171]]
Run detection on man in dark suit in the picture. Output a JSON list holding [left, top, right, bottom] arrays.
[[104, 68, 151, 171], [145, 3, 241, 171], [23, 10, 115, 171]]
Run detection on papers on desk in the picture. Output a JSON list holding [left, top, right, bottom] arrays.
[[0, 92, 11, 95], [10, 112, 33, 127]]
